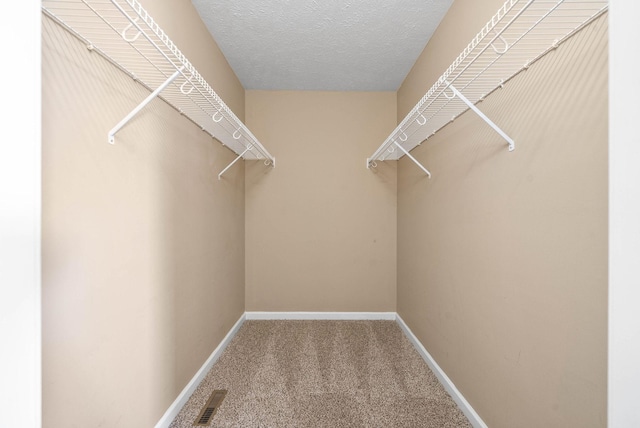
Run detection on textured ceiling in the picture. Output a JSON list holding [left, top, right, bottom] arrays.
[[191, 0, 454, 91]]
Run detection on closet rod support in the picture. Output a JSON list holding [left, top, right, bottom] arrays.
[[447, 83, 515, 151], [108, 66, 184, 144], [393, 141, 431, 178], [218, 146, 251, 180]]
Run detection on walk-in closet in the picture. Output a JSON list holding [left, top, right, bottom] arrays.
[[5, 0, 640, 427]]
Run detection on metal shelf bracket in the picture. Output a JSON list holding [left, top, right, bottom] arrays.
[[218, 146, 251, 180], [367, 142, 431, 178], [393, 141, 431, 178], [108, 66, 184, 144], [446, 82, 515, 152], [218, 146, 276, 179]]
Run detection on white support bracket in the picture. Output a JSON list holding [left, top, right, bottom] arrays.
[[108, 66, 184, 144], [366, 158, 375, 169], [446, 82, 515, 151], [218, 146, 251, 180], [393, 141, 431, 178]]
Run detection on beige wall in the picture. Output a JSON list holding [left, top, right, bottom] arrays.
[[41, 0, 246, 425], [245, 91, 397, 312], [396, 2, 608, 427]]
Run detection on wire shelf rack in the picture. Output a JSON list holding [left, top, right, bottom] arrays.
[[367, 0, 608, 174], [42, 0, 275, 168]]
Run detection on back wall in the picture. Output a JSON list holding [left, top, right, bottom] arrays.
[[245, 91, 397, 312]]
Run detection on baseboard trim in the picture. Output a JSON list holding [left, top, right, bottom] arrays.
[[245, 311, 397, 320], [154, 313, 246, 428], [395, 314, 487, 428]]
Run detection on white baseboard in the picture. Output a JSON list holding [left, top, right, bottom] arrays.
[[395, 314, 487, 428], [154, 313, 246, 428], [244, 311, 397, 320]]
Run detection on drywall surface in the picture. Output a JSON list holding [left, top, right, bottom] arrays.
[[396, 3, 608, 428], [41, 1, 246, 425], [245, 91, 397, 312]]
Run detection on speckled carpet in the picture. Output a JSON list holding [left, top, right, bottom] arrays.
[[169, 320, 471, 427]]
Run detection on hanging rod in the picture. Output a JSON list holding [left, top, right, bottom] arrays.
[[42, 0, 275, 167], [367, 0, 608, 174]]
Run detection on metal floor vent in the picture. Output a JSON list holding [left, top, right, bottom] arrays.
[[194, 389, 227, 426]]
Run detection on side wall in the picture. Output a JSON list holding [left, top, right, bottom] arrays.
[[396, 1, 608, 427], [245, 91, 397, 312], [41, 0, 246, 426]]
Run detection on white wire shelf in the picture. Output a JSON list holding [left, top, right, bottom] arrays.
[[42, 0, 275, 174], [367, 0, 608, 175]]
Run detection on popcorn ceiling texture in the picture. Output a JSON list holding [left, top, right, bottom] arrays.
[[169, 320, 471, 427], [191, 0, 454, 91]]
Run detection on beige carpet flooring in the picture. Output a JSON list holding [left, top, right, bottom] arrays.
[[169, 320, 472, 427]]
